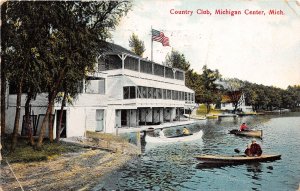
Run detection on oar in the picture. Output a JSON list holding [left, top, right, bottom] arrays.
[[234, 148, 241, 154]]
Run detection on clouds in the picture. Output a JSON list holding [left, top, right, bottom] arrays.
[[112, 0, 300, 88]]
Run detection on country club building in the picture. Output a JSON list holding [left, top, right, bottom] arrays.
[[5, 43, 195, 138]]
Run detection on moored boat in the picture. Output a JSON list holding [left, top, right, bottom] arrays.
[[183, 114, 206, 120], [217, 114, 238, 117], [229, 129, 263, 138], [206, 115, 218, 119], [145, 130, 203, 143], [195, 154, 281, 163]]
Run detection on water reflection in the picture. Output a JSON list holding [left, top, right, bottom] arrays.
[[196, 162, 240, 170], [246, 163, 263, 180]]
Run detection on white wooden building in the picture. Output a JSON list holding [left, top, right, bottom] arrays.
[[5, 43, 195, 138], [220, 92, 252, 112]]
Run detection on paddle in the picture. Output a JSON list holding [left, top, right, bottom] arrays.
[[234, 148, 241, 154]]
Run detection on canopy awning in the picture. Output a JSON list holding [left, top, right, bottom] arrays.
[[122, 76, 194, 93]]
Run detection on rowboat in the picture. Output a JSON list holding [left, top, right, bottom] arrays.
[[206, 115, 218, 119], [145, 130, 203, 143], [195, 154, 281, 164], [229, 129, 263, 138], [183, 114, 206, 120]]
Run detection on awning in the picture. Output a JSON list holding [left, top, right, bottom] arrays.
[[122, 76, 194, 93]]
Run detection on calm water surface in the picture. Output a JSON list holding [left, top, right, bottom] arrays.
[[95, 113, 300, 191]]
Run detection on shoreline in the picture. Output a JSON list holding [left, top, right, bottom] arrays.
[[1, 136, 140, 191]]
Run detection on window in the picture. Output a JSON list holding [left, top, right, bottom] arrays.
[[175, 71, 184, 80], [101, 55, 122, 71], [157, 88, 162, 99], [142, 86, 147, 98], [123, 87, 129, 99], [124, 56, 139, 71], [154, 64, 164, 77], [153, 88, 157, 99], [147, 87, 153, 98], [165, 67, 174, 79], [129, 86, 136, 99], [140, 60, 152, 74], [123, 86, 136, 99], [163, 89, 166, 99], [167, 90, 172, 99]]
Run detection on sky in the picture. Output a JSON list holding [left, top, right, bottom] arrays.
[[111, 0, 300, 89]]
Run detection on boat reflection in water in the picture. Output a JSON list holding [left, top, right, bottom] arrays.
[[196, 162, 240, 170]]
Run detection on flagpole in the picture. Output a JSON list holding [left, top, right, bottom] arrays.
[[151, 26, 153, 61]]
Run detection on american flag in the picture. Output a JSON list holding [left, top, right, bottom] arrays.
[[152, 29, 170, 46]]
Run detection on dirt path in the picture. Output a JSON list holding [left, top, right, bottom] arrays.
[[1, 138, 140, 191]]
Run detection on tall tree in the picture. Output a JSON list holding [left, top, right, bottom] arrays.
[[223, 78, 245, 113], [165, 49, 190, 71], [129, 33, 145, 56], [165, 49, 196, 95], [2, 1, 132, 149], [198, 65, 222, 113]]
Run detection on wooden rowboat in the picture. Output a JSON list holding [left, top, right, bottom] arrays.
[[145, 130, 203, 143], [229, 129, 263, 138], [195, 154, 281, 164]]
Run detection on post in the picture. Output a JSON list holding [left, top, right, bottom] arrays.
[[151, 26, 153, 61], [116, 124, 118, 136]]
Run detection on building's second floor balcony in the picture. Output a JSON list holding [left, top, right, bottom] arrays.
[[97, 53, 185, 85]]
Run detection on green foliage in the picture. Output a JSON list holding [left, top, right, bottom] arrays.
[[236, 81, 299, 111], [165, 51, 221, 112], [129, 33, 145, 56], [197, 65, 222, 113], [1, 1, 132, 147], [165, 49, 190, 71], [2, 138, 83, 163], [222, 78, 245, 113]]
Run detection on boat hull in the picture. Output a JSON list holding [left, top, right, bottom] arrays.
[[145, 130, 203, 143], [183, 114, 206, 120], [229, 129, 263, 138], [195, 154, 281, 164]]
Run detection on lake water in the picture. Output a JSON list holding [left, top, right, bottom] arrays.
[[95, 113, 300, 191]]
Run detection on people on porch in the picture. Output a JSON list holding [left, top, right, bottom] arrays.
[[240, 123, 248, 131]]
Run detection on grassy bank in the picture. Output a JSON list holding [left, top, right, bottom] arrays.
[[196, 104, 222, 115], [2, 137, 84, 163], [1, 132, 140, 191]]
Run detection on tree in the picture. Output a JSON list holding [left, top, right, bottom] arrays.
[[165, 49, 190, 71], [222, 78, 245, 113], [165, 49, 197, 97], [35, 1, 131, 149], [1, 1, 132, 149], [198, 65, 222, 113], [242, 82, 258, 110], [129, 33, 145, 56]]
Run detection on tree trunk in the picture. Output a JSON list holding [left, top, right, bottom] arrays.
[[25, 93, 35, 146], [206, 103, 211, 114], [48, 101, 54, 143], [233, 103, 238, 114], [56, 92, 67, 143], [36, 102, 52, 149], [1, 71, 6, 138], [10, 80, 23, 152], [37, 68, 65, 149]]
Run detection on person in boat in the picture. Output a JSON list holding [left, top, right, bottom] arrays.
[[245, 139, 262, 157], [159, 129, 166, 138], [182, 127, 190, 136], [240, 123, 248, 131]]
